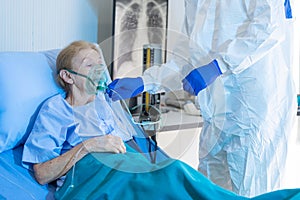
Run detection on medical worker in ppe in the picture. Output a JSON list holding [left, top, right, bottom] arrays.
[[107, 0, 296, 197]]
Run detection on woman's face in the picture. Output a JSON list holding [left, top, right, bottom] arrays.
[[71, 48, 104, 94]]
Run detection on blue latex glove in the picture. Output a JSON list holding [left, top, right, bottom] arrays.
[[284, 0, 292, 19], [107, 77, 144, 101], [182, 60, 222, 96]]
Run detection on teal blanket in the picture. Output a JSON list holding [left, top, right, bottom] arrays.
[[55, 145, 300, 200]]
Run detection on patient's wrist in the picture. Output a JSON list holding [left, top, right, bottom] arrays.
[[81, 140, 93, 155]]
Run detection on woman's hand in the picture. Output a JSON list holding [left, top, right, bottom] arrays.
[[83, 135, 126, 154], [33, 135, 126, 185]]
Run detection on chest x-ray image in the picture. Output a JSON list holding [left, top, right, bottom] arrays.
[[113, 0, 168, 78]]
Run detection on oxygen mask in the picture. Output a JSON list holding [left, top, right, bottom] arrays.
[[86, 64, 108, 94], [64, 64, 108, 95]]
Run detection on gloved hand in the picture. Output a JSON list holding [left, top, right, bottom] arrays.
[[107, 77, 144, 101], [182, 60, 222, 96]]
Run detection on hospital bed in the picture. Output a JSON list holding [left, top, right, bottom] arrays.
[[0, 50, 168, 199]]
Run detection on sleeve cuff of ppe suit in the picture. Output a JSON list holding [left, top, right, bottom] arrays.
[[215, 58, 228, 74], [141, 74, 157, 94]]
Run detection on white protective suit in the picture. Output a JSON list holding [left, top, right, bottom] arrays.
[[142, 0, 296, 197]]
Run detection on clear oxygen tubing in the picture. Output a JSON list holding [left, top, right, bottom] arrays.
[[59, 145, 85, 198], [65, 100, 162, 192], [106, 88, 161, 164], [107, 87, 162, 126], [64, 68, 98, 88], [63, 73, 162, 191], [61, 64, 161, 126], [63, 64, 108, 95]]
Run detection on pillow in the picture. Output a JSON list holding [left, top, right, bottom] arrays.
[[41, 49, 61, 72], [0, 51, 62, 153]]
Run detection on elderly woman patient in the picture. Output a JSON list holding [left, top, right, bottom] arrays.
[[22, 41, 300, 200], [22, 41, 131, 185]]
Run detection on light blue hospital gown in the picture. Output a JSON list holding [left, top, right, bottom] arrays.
[[22, 93, 132, 171]]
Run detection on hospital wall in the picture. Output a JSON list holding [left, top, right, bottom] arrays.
[[0, 0, 99, 51]]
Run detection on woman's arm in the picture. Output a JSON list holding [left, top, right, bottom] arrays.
[[33, 135, 126, 185]]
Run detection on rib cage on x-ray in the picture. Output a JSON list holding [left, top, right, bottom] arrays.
[[114, 0, 167, 78]]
